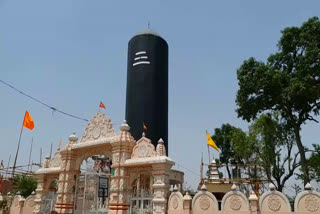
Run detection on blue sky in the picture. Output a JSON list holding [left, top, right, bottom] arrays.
[[1, 1, 320, 190]]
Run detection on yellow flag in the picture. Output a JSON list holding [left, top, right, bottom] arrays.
[[206, 131, 219, 152]]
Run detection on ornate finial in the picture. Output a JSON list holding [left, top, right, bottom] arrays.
[[249, 191, 258, 201], [142, 132, 146, 137], [31, 191, 36, 195], [120, 120, 130, 131], [183, 191, 192, 200], [305, 183, 312, 190], [69, 132, 78, 142], [173, 185, 178, 192], [269, 183, 275, 191], [201, 184, 207, 191], [156, 138, 166, 156], [231, 183, 237, 191]]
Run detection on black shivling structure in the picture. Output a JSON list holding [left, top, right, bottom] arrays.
[[125, 30, 168, 155]]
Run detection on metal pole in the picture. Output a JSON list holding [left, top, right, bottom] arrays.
[[12, 124, 24, 177], [5, 154, 11, 179], [50, 143, 53, 158], [27, 137, 33, 172], [83, 160, 87, 214], [40, 147, 42, 166]]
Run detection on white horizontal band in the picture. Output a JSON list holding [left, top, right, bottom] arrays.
[[134, 56, 148, 61], [133, 61, 150, 66], [135, 51, 146, 55]]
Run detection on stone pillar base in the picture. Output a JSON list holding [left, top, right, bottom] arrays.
[[108, 203, 130, 214], [55, 202, 74, 214]]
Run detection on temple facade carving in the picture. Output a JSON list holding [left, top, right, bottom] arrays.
[[33, 112, 183, 214]]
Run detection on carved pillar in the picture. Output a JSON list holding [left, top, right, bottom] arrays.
[[152, 163, 172, 214], [249, 191, 258, 214], [183, 192, 192, 212], [33, 175, 45, 214], [108, 121, 135, 214], [55, 133, 78, 214]]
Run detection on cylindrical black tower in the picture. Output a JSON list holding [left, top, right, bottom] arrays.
[[125, 30, 168, 155]]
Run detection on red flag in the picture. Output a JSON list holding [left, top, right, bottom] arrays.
[[23, 111, 34, 130], [99, 102, 106, 109], [143, 122, 148, 131], [1, 160, 4, 168]]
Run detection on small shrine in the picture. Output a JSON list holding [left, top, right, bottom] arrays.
[[33, 112, 184, 214]]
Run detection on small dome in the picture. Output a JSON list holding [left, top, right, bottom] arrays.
[[231, 183, 237, 191], [305, 183, 312, 190], [201, 184, 207, 191], [69, 132, 78, 142], [269, 183, 276, 190], [120, 120, 130, 131], [183, 192, 192, 200], [135, 29, 160, 37]]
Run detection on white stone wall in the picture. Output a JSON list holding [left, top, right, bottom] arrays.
[[167, 183, 320, 214]]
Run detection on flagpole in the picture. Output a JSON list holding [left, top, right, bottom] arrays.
[[40, 147, 42, 166], [200, 152, 204, 183], [5, 154, 11, 179], [50, 143, 53, 158], [12, 123, 24, 177], [27, 137, 33, 172]]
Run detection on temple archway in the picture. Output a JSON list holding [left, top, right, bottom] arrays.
[[34, 112, 183, 214]]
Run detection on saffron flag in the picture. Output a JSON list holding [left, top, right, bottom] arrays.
[[1, 160, 4, 168], [143, 122, 147, 131], [23, 111, 34, 130], [99, 102, 106, 109], [59, 140, 62, 147], [206, 131, 219, 152]]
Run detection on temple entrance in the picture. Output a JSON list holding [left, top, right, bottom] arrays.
[[41, 180, 58, 214], [73, 155, 112, 214], [129, 174, 153, 214]]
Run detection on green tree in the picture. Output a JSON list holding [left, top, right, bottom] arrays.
[[13, 175, 37, 198], [211, 124, 237, 179], [307, 144, 320, 182], [249, 114, 300, 192], [236, 17, 320, 184]]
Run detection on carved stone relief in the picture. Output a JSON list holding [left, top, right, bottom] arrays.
[[268, 195, 281, 211], [199, 195, 210, 210], [80, 112, 115, 143], [305, 195, 320, 212], [229, 195, 242, 210], [172, 195, 179, 209]]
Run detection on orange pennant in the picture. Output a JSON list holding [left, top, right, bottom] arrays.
[[143, 122, 148, 131], [23, 111, 34, 130], [99, 102, 106, 109]]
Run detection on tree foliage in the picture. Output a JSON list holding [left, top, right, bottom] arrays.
[[307, 144, 320, 182], [248, 114, 299, 192], [236, 17, 320, 184], [212, 124, 237, 179], [13, 175, 37, 198]]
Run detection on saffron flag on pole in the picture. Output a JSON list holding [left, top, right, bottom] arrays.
[[143, 122, 147, 131], [99, 102, 106, 109], [206, 130, 219, 152], [1, 160, 4, 168], [23, 111, 34, 130], [59, 140, 62, 148]]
